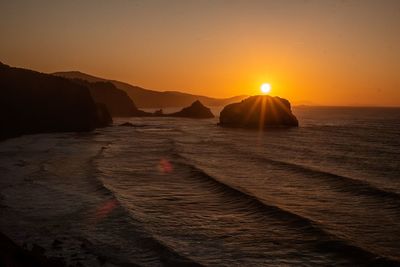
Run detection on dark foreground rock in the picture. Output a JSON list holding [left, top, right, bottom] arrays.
[[0, 232, 67, 267], [0, 62, 112, 140], [219, 95, 298, 129], [168, 100, 214, 118]]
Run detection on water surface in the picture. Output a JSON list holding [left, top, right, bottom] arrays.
[[0, 107, 399, 266]]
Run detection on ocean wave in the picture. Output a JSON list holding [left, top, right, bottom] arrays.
[[173, 138, 400, 204], [250, 154, 400, 204], [173, 153, 400, 265], [90, 146, 205, 267]]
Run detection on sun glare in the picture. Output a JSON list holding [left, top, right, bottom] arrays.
[[261, 83, 271, 94]]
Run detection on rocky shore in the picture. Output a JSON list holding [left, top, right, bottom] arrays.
[[0, 232, 68, 267]]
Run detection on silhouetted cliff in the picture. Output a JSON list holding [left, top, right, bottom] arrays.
[[95, 102, 113, 127], [219, 95, 299, 128], [72, 79, 151, 117], [0, 62, 112, 140], [53, 71, 248, 108], [168, 100, 214, 118]]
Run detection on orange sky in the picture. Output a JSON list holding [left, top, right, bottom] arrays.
[[1, 0, 399, 106]]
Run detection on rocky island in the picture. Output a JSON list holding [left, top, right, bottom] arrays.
[[219, 95, 298, 129], [167, 100, 214, 118]]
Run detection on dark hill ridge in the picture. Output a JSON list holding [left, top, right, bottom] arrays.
[[219, 95, 299, 129], [0, 62, 112, 140], [53, 71, 247, 108], [71, 79, 149, 117]]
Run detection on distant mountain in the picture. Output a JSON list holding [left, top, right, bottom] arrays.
[[53, 71, 248, 108], [71, 79, 149, 117], [292, 100, 317, 107], [0, 63, 111, 140]]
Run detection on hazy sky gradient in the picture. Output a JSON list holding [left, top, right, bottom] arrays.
[[1, 0, 400, 106]]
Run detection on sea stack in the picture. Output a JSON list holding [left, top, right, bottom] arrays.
[[168, 100, 214, 118], [219, 95, 298, 129]]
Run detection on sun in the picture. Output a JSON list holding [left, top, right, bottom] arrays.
[[260, 83, 271, 94]]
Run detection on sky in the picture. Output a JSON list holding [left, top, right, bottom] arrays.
[[1, 0, 400, 106]]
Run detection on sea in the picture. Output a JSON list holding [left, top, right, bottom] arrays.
[[0, 106, 399, 266]]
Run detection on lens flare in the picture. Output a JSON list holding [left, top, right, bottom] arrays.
[[158, 158, 173, 173], [95, 199, 118, 221]]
